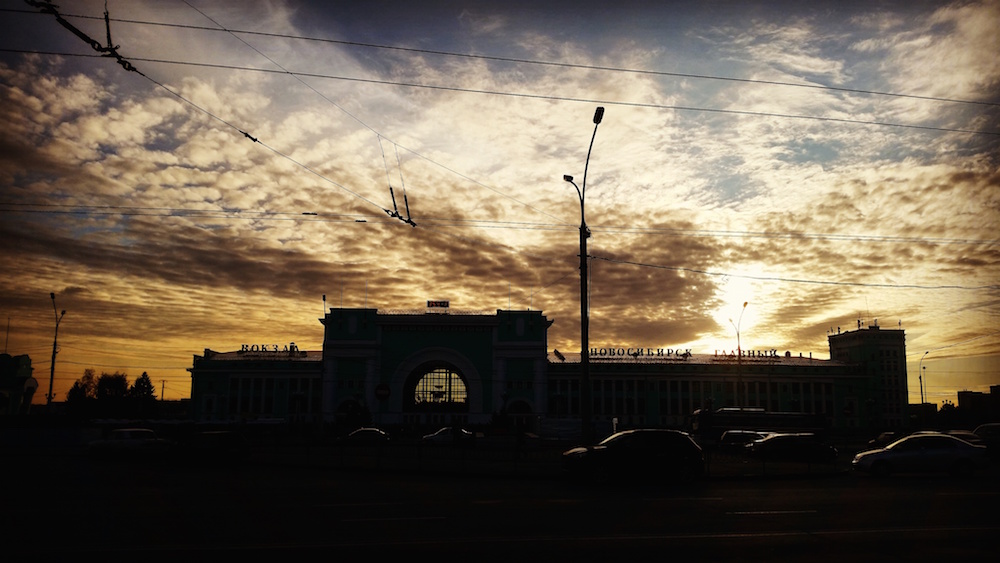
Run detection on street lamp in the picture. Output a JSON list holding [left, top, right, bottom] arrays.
[[728, 301, 748, 408], [563, 105, 604, 444], [47, 292, 66, 406], [918, 351, 929, 404]]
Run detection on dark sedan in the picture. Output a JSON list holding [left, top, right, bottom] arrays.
[[562, 428, 704, 484], [345, 427, 391, 445], [852, 432, 988, 476], [746, 433, 838, 464]]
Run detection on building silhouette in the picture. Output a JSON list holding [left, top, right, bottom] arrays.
[[188, 308, 904, 436]]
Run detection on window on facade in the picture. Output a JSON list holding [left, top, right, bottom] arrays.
[[414, 367, 467, 405]]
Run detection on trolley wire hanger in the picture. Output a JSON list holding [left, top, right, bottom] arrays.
[[379, 136, 416, 227], [26, 0, 143, 75]]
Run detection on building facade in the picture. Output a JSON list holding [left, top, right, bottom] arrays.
[[188, 308, 902, 436], [0, 353, 37, 416], [828, 321, 908, 428], [320, 308, 551, 431], [188, 344, 322, 424]]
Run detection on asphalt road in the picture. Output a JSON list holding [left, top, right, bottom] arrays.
[[6, 447, 997, 561]]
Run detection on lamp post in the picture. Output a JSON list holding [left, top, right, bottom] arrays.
[[918, 351, 929, 404], [728, 301, 748, 408], [563, 105, 604, 444], [47, 292, 66, 406]]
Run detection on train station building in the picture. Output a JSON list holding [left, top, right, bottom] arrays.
[[189, 306, 907, 436]]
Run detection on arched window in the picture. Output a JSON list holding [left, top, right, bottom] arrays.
[[414, 367, 467, 406]]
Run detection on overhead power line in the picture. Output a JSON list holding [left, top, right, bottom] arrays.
[[21, 1, 397, 220], [8, 7, 999, 109], [2, 202, 998, 247], [8, 47, 993, 138], [591, 254, 1000, 291]]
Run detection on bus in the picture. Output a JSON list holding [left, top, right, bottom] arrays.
[[688, 407, 828, 442]]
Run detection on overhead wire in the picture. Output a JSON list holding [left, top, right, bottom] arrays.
[[1, 202, 996, 247], [590, 254, 1000, 291], [174, 0, 559, 227], [10, 4, 1000, 297], [7, 47, 994, 138], [5, 6, 998, 108], [20, 1, 389, 216]]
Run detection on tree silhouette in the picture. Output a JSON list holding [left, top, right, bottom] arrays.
[[96, 372, 129, 418], [66, 368, 97, 402], [96, 372, 129, 400], [129, 372, 159, 418], [130, 372, 156, 400], [65, 369, 98, 418]]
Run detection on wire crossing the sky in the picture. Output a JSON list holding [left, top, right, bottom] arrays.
[[24, 0, 395, 219]]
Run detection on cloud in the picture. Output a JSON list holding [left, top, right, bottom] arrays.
[[2, 0, 997, 404]]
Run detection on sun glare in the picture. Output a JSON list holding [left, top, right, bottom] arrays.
[[703, 266, 769, 354]]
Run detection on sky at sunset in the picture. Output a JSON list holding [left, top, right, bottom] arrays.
[[1, 0, 998, 407]]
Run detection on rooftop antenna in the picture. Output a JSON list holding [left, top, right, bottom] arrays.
[[322, 294, 326, 315]]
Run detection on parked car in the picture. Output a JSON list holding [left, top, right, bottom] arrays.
[[745, 433, 838, 464], [944, 429, 985, 446], [973, 423, 1000, 455], [910, 429, 985, 446], [562, 428, 704, 484], [852, 432, 988, 476], [974, 423, 1000, 441], [867, 431, 901, 448], [719, 430, 772, 453], [345, 427, 391, 445], [421, 427, 474, 445], [89, 428, 173, 460]]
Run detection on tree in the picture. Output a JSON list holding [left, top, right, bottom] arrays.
[[96, 372, 129, 401], [129, 372, 157, 400], [66, 368, 97, 402], [96, 372, 129, 418], [128, 371, 159, 418], [65, 368, 98, 418]]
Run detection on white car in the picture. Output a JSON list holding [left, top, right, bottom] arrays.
[[852, 432, 987, 476], [421, 427, 474, 444]]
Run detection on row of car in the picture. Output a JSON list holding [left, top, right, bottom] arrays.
[[561, 424, 999, 483], [343, 426, 475, 445]]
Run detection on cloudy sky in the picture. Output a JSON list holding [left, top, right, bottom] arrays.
[[2, 0, 998, 406]]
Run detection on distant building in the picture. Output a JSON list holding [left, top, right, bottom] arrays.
[[547, 348, 870, 432], [188, 309, 903, 435], [188, 344, 322, 423], [828, 320, 909, 428], [957, 386, 1000, 424], [0, 354, 37, 415]]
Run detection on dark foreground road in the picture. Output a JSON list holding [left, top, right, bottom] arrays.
[[5, 447, 997, 562]]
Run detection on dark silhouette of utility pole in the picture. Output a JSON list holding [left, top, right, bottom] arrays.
[[47, 292, 66, 406]]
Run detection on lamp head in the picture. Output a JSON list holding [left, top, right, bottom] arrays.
[[50, 292, 55, 300], [593, 107, 604, 124], [563, 175, 574, 182]]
